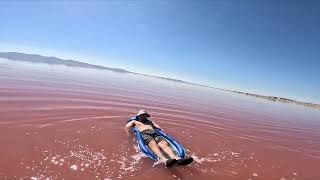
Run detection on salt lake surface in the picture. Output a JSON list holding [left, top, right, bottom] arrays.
[[0, 58, 320, 179]]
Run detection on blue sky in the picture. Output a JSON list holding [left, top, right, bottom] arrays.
[[0, 0, 319, 103]]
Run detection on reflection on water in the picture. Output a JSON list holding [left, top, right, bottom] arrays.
[[0, 58, 320, 179]]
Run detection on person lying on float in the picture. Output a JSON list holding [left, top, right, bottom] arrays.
[[125, 110, 193, 167]]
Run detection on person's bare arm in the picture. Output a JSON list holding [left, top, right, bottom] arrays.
[[153, 121, 166, 133], [125, 120, 136, 129], [152, 121, 162, 130], [125, 120, 137, 135]]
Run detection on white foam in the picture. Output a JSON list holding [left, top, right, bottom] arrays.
[[191, 154, 218, 164], [152, 159, 163, 167], [231, 152, 240, 157], [70, 165, 78, 171], [192, 155, 207, 163], [130, 153, 143, 161]]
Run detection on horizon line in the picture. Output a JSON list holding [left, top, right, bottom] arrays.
[[0, 51, 319, 109]]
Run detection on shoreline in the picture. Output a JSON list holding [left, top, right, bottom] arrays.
[[220, 88, 320, 110]]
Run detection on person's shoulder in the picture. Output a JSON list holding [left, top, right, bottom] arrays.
[[147, 118, 153, 122], [127, 116, 138, 123], [146, 118, 155, 124]]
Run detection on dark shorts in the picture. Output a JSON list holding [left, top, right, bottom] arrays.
[[140, 129, 166, 145]]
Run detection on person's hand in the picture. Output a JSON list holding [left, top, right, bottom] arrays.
[[125, 128, 130, 136]]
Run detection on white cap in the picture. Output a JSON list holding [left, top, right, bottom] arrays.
[[137, 109, 150, 117]]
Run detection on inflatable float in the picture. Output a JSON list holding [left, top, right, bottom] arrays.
[[127, 117, 186, 161]]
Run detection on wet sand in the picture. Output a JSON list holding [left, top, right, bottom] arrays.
[[0, 58, 320, 180]]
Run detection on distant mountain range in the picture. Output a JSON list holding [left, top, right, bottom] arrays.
[[0, 51, 319, 110], [0, 52, 130, 73], [0, 52, 202, 86]]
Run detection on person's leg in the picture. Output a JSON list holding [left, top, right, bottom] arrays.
[[141, 130, 176, 167], [157, 138, 193, 166], [157, 140, 180, 160], [147, 140, 177, 167], [147, 140, 168, 161]]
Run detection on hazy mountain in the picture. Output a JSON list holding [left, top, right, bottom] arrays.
[[0, 52, 129, 73], [0, 52, 199, 85]]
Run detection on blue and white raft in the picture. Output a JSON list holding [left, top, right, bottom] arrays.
[[127, 117, 186, 161]]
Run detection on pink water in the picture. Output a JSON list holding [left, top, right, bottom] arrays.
[[0, 58, 320, 180]]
